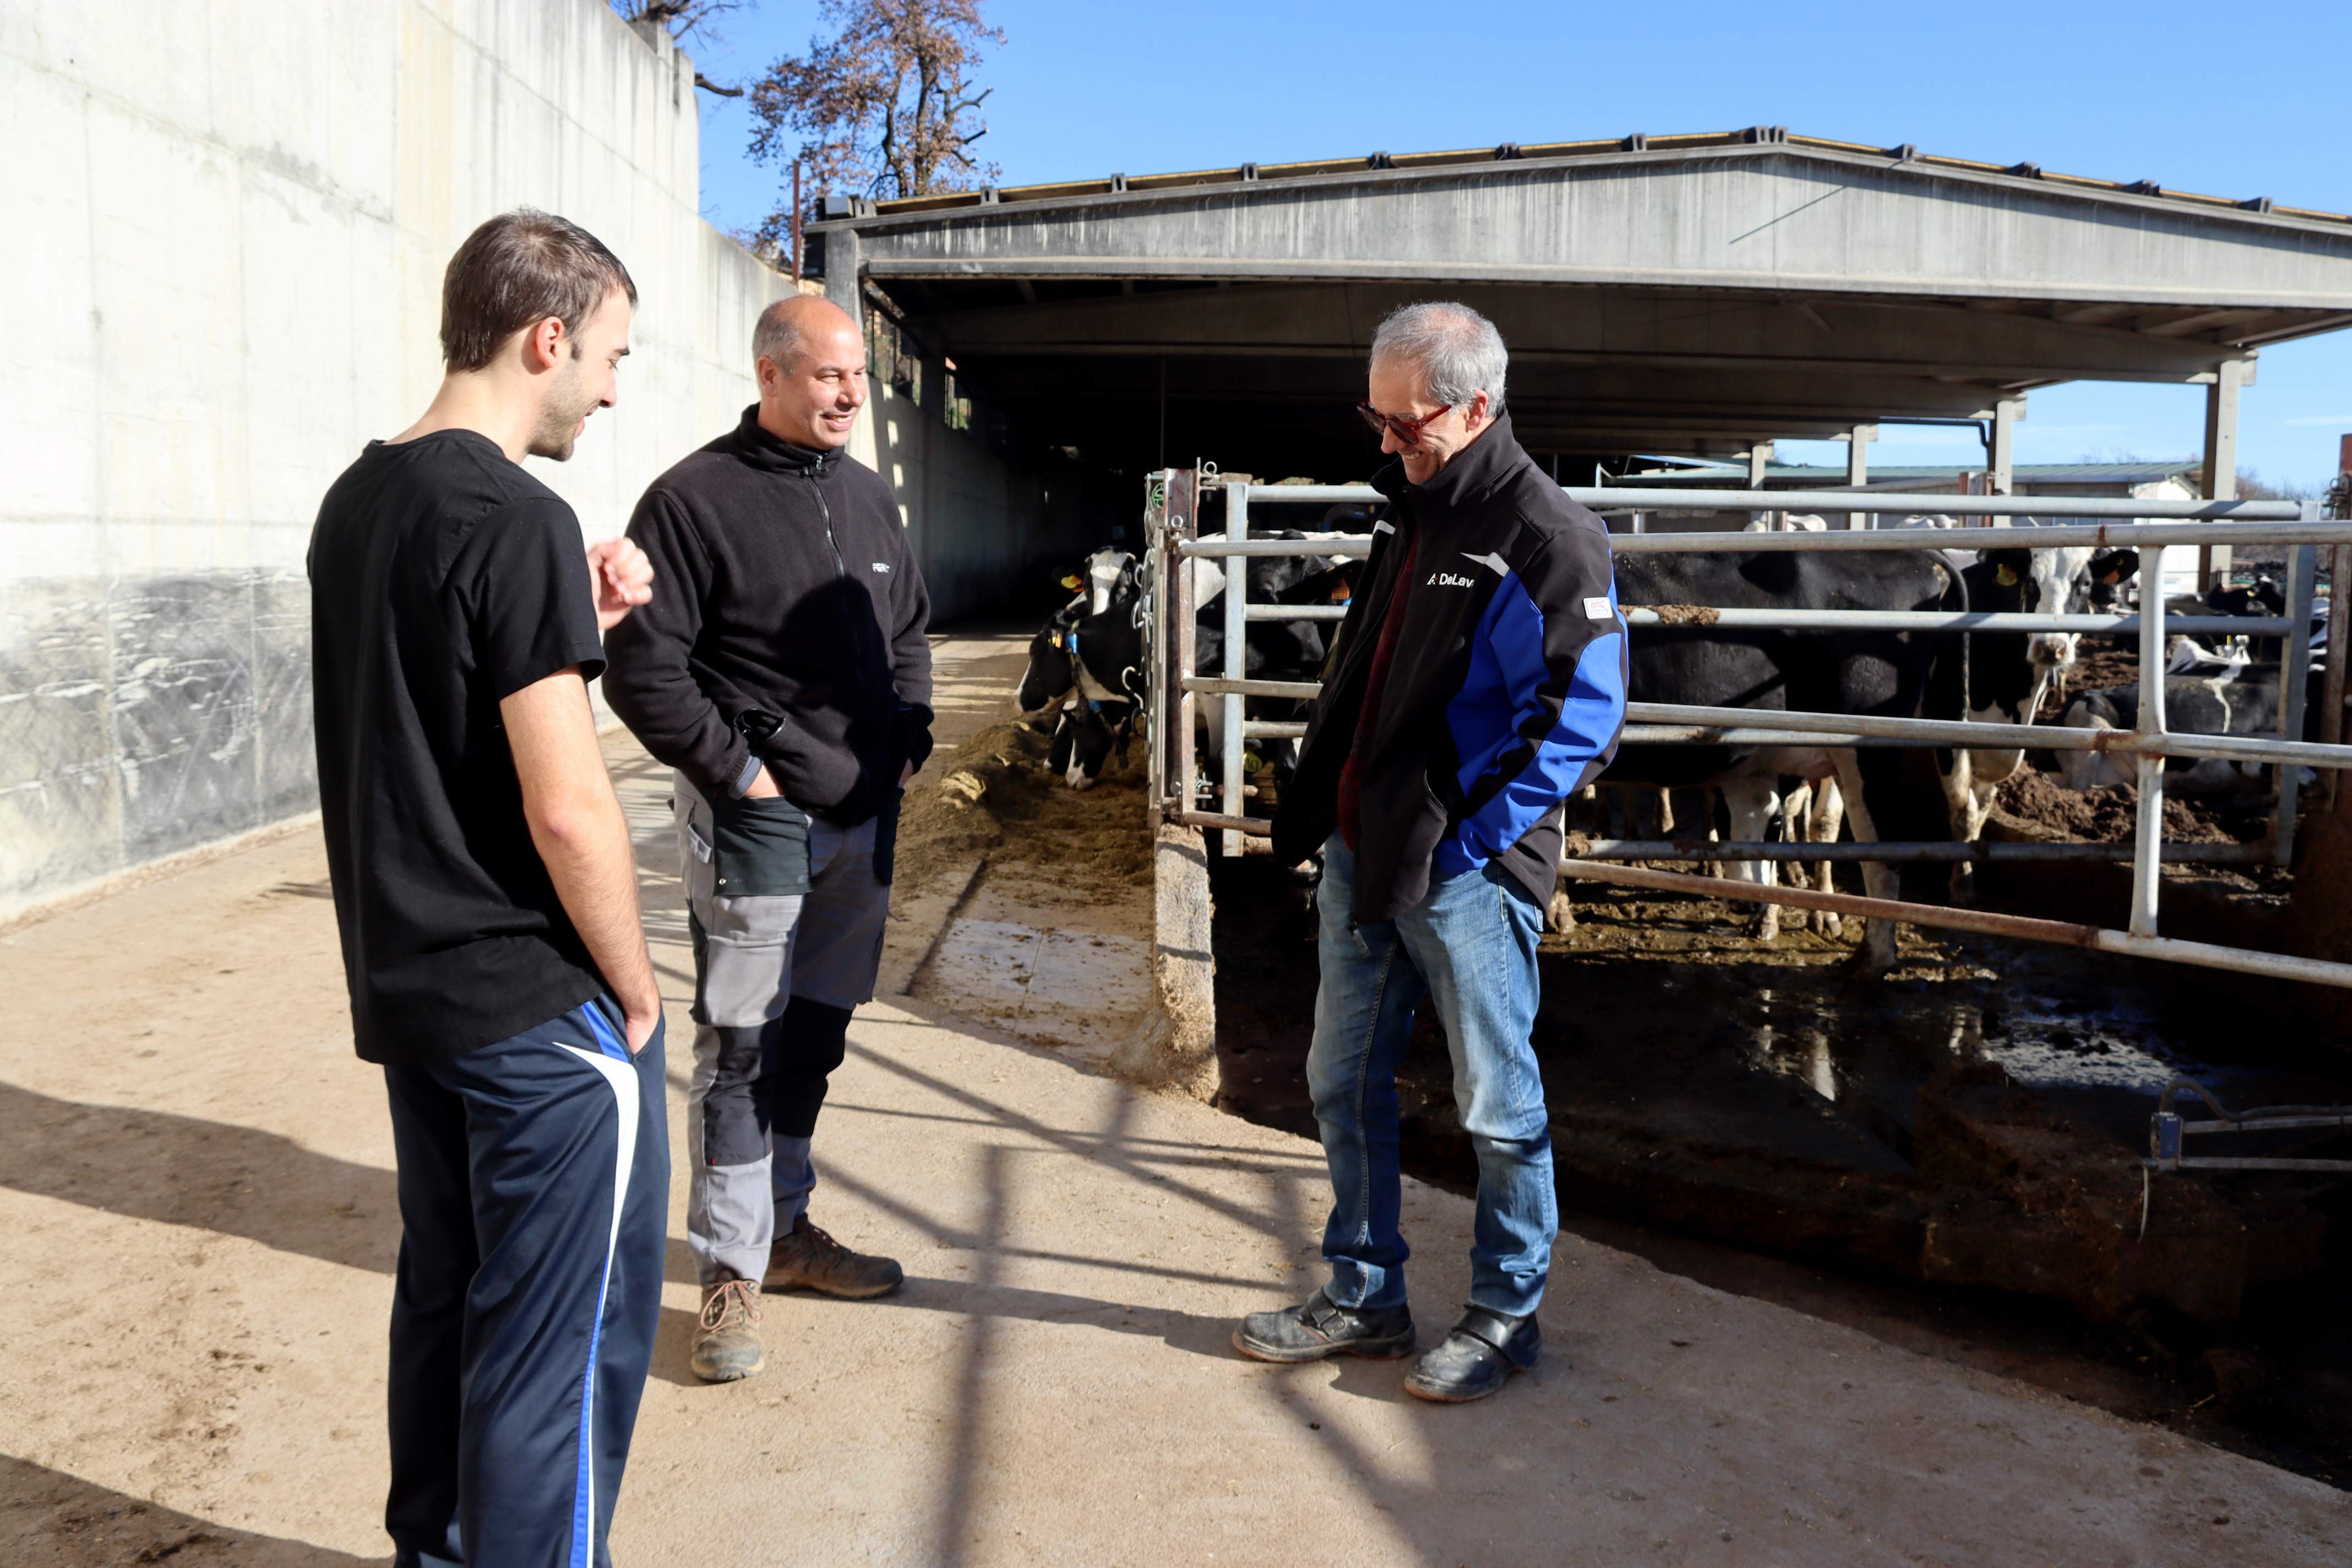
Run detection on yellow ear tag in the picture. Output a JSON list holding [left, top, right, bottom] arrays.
[[1060, 575, 1081, 591], [1995, 564, 2019, 587]]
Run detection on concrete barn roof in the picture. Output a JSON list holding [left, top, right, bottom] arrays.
[[810, 130, 2352, 477]]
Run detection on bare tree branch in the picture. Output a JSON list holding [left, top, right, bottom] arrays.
[[744, 0, 1004, 244], [610, 1, 748, 93]]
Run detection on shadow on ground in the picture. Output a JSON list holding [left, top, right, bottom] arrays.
[[0, 1456, 384, 1566], [0, 1080, 400, 1275]]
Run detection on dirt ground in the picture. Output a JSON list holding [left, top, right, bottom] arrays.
[[8, 627, 2352, 1564]]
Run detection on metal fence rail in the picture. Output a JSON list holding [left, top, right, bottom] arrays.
[[1141, 470, 2352, 988]]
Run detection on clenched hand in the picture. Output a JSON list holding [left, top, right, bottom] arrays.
[[587, 537, 655, 631]]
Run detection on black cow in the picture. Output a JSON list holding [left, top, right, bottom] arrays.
[[1017, 547, 1146, 790]]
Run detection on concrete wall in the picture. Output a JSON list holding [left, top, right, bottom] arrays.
[[0, 0, 799, 921]]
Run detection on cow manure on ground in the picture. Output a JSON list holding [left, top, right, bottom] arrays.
[[1996, 761, 2242, 845], [894, 717, 1153, 897]]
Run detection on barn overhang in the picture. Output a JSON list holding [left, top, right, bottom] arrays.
[[812, 133, 2352, 478]]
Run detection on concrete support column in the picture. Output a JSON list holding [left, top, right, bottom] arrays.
[[1744, 442, 1773, 528], [2199, 358, 2246, 591], [917, 355, 946, 417], [824, 225, 879, 465], [824, 224, 863, 322], [1841, 425, 1875, 530], [1990, 398, 2023, 497]]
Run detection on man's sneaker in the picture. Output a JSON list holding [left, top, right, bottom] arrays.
[[1232, 1288, 1417, 1364], [689, 1273, 765, 1384], [764, 1215, 903, 1299], [1403, 1305, 1541, 1402]]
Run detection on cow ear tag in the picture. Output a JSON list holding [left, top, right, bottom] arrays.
[[1995, 564, 2019, 587], [1060, 574, 1081, 590]]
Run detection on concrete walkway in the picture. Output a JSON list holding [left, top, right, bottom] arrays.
[[1, 635, 2346, 1565]]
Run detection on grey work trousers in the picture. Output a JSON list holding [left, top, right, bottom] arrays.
[[677, 774, 890, 1286]]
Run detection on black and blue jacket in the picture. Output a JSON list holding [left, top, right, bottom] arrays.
[[1272, 414, 1627, 922]]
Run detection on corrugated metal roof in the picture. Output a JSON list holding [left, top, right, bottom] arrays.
[[859, 129, 2344, 227]]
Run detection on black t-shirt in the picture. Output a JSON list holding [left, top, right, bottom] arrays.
[[308, 429, 610, 1065]]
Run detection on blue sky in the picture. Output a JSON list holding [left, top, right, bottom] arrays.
[[671, 0, 2352, 490]]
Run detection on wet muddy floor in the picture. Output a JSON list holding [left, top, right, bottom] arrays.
[[1208, 855, 2352, 1489]]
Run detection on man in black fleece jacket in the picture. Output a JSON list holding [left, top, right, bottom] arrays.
[[603, 294, 933, 1384]]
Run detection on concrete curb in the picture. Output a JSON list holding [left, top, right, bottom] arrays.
[[1109, 824, 1219, 1100]]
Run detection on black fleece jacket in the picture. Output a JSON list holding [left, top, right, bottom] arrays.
[[603, 407, 933, 824]]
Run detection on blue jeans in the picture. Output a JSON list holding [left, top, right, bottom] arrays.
[[1306, 836, 1555, 1319]]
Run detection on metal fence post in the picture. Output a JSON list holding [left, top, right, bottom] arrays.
[[2131, 545, 2168, 937], [2326, 538, 2351, 815], [1143, 472, 1168, 826], [1170, 470, 1198, 825], [2274, 533, 2318, 863], [1222, 483, 1249, 857]]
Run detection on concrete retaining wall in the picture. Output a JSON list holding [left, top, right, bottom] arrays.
[[0, 0, 1074, 923]]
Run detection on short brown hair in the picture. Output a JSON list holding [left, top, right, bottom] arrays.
[[439, 209, 638, 373]]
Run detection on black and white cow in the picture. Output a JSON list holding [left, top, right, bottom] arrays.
[[1016, 547, 1146, 790], [2056, 663, 2313, 797], [1935, 546, 2138, 846], [1189, 529, 1362, 808], [1605, 548, 1967, 970]]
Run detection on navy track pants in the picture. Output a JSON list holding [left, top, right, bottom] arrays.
[[382, 999, 669, 1568]]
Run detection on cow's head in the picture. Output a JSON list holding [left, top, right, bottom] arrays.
[[1074, 547, 1140, 616], [1979, 546, 2100, 676], [2083, 549, 2138, 611], [1016, 606, 1081, 716], [1047, 696, 1136, 790]]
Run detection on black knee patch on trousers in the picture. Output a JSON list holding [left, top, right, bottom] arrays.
[[701, 1022, 778, 1166], [771, 997, 853, 1139]]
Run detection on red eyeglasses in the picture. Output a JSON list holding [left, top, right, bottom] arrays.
[[1355, 400, 1453, 443]]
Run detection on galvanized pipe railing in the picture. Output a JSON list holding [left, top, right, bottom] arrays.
[[1559, 861, 2352, 989], [1197, 687, 2352, 769], [1153, 475, 2352, 986], [1569, 839, 2267, 864]]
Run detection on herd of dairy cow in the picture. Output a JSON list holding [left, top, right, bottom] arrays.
[[1014, 504, 2318, 970]]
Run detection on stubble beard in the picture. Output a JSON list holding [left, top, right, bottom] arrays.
[[527, 356, 596, 462]]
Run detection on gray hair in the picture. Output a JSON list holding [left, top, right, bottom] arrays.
[[752, 298, 806, 371], [1369, 301, 1507, 415]]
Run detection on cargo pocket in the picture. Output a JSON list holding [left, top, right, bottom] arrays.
[[710, 794, 813, 897], [872, 787, 904, 886]]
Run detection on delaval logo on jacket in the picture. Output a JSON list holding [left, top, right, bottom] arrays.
[[1272, 413, 1629, 923]]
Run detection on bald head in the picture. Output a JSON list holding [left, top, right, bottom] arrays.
[[753, 293, 868, 451], [753, 293, 857, 375]]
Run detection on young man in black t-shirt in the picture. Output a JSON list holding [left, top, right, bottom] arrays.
[[309, 209, 665, 1568]]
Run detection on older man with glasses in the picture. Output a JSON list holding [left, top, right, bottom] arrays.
[[1234, 301, 1627, 1402]]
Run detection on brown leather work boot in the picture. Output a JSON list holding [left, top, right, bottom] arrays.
[[689, 1271, 765, 1383], [763, 1214, 903, 1299]]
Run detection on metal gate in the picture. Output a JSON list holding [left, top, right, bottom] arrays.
[[1139, 471, 2352, 989]]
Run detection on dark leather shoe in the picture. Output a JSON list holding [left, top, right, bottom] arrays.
[[764, 1215, 903, 1299], [1404, 1305, 1541, 1402], [1232, 1288, 1417, 1363]]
